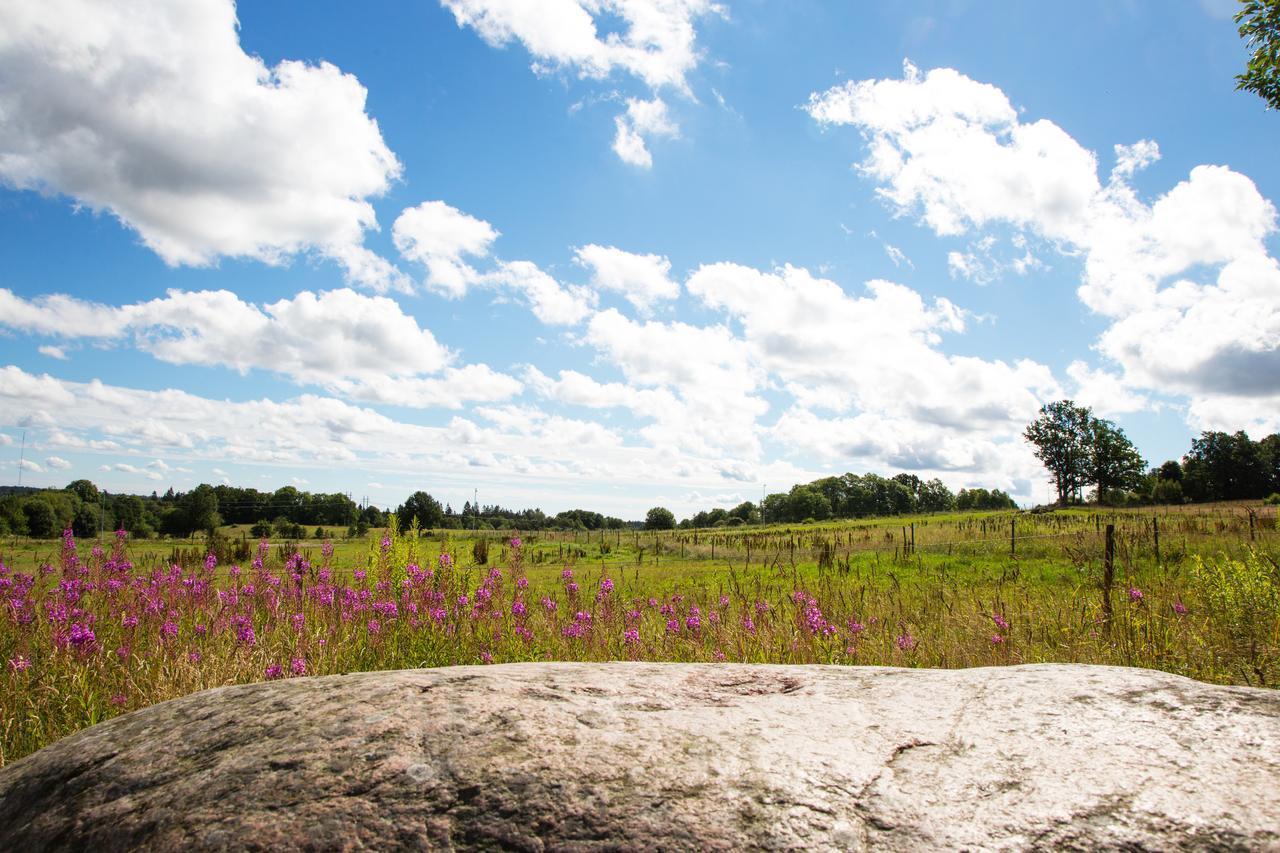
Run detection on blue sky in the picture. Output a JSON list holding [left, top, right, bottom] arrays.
[[1, 0, 1277, 517]]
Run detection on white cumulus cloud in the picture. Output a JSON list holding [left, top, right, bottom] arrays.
[[442, 0, 721, 166], [392, 201, 500, 298], [612, 97, 680, 168], [0, 287, 522, 409], [808, 61, 1280, 432], [0, 0, 405, 291], [574, 244, 679, 311]]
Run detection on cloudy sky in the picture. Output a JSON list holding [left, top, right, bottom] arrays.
[[1, 0, 1276, 517]]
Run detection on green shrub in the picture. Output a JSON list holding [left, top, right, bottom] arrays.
[[1190, 551, 1280, 686]]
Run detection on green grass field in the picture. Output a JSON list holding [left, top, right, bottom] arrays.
[[2, 501, 1277, 766]]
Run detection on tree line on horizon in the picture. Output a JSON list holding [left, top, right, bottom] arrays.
[[3, 408, 1279, 541]]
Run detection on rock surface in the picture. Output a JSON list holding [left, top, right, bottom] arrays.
[[1, 663, 1278, 851]]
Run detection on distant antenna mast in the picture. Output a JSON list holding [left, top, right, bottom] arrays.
[[16, 429, 26, 488], [473, 487, 478, 530]]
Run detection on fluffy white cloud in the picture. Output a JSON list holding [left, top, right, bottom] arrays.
[[1187, 393, 1280, 436], [37, 345, 68, 360], [574, 244, 679, 311], [530, 308, 767, 460], [20, 459, 43, 473], [517, 254, 1060, 498], [611, 97, 680, 168], [441, 0, 720, 91], [807, 60, 1099, 243], [1065, 361, 1151, 417], [392, 201, 500, 297], [391, 202, 596, 325], [809, 61, 1280, 431], [486, 261, 596, 325], [45, 455, 71, 470], [0, 0, 404, 291], [686, 263, 1056, 430], [1111, 139, 1161, 181], [442, 1, 720, 165], [0, 287, 523, 408]]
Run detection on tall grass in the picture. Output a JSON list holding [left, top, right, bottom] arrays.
[[2, 512, 1278, 767]]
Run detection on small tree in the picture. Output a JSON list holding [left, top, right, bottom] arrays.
[[396, 491, 444, 532], [23, 498, 58, 539], [644, 506, 675, 530]]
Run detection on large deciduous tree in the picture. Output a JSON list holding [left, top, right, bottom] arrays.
[[1024, 400, 1094, 504], [1024, 401, 1146, 504]]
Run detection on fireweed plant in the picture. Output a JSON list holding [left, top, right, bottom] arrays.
[[1, 520, 1277, 766]]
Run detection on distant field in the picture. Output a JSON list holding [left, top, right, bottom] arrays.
[[2, 501, 1277, 766]]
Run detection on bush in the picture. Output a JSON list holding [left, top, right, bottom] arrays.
[[1264, 493, 1280, 506], [1190, 552, 1280, 686]]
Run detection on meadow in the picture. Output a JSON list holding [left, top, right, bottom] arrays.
[[1, 502, 1277, 767]]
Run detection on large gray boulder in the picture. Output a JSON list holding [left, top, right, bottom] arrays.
[[1, 663, 1278, 850]]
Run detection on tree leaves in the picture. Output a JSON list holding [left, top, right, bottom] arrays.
[[1235, 0, 1280, 110]]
